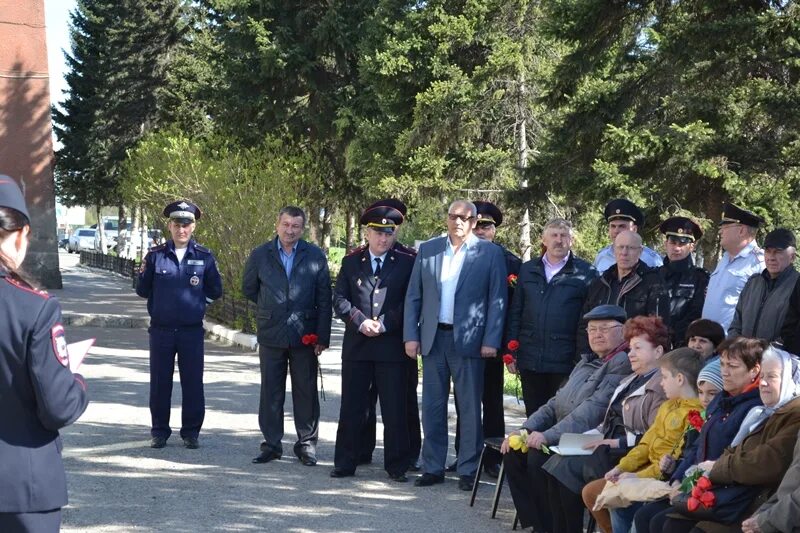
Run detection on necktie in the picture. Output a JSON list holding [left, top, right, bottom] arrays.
[[374, 257, 382, 277]]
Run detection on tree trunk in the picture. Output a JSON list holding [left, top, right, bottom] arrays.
[[96, 205, 107, 254], [701, 187, 726, 271], [517, 78, 532, 261], [308, 206, 320, 245], [345, 209, 356, 251], [321, 206, 333, 255]]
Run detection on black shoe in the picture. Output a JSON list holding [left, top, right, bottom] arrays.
[[445, 461, 457, 472], [414, 473, 445, 487], [388, 472, 408, 482], [408, 460, 422, 472], [458, 475, 475, 491], [252, 450, 282, 464], [297, 453, 317, 466], [330, 468, 355, 478], [150, 436, 167, 449], [357, 456, 373, 466], [183, 437, 199, 449], [484, 463, 501, 478]]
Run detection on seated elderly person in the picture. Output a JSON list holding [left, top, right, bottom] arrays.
[[741, 428, 800, 533], [501, 305, 632, 532], [661, 346, 800, 533], [543, 315, 669, 533]]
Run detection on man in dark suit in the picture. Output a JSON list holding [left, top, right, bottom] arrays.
[[447, 200, 521, 478], [404, 200, 507, 491], [242, 206, 332, 466], [331, 205, 416, 481]]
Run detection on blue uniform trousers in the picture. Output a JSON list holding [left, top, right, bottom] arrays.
[[149, 325, 205, 439], [421, 329, 485, 477], [0, 509, 60, 533]]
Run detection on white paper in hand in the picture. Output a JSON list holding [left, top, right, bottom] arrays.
[[67, 338, 95, 372], [548, 433, 600, 456]]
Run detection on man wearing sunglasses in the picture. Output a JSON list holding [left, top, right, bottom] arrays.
[[403, 200, 507, 491]]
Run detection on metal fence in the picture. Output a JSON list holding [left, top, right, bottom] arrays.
[[80, 251, 138, 278]]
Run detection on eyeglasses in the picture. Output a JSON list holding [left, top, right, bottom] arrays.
[[448, 213, 475, 223], [586, 325, 622, 335], [613, 245, 642, 252]]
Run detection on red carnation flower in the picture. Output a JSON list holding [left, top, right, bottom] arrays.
[[691, 486, 704, 499], [696, 476, 712, 491], [700, 490, 715, 508], [687, 410, 705, 432], [507, 340, 520, 351], [502, 354, 515, 365], [302, 334, 319, 346], [687, 496, 700, 512], [507, 274, 518, 287]]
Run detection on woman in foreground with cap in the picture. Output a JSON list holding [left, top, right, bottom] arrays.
[[0, 175, 89, 532]]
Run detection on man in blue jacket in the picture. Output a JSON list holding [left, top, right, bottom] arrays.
[[136, 200, 223, 449], [243, 206, 333, 466], [506, 218, 598, 416]]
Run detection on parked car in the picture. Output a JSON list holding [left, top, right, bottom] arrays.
[[68, 228, 97, 253], [93, 218, 119, 252]]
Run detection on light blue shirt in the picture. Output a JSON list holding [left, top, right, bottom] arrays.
[[702, 240, 765, 333], [277, 239, 298, 278], [438, 234, 475, 324], [369, 251, 387, 275], [593, 244, 663, 273]]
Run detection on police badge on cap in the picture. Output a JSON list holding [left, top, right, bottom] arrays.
[[359, 205, 404, 234], [659, 216, 702, 243], [473, 201, 504, 227], [604, 199, 644, 228], [719, 202, 764, 228], [163, 200, 201, 224]]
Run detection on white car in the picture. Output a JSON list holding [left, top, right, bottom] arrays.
[[68, 228, 97, 253]]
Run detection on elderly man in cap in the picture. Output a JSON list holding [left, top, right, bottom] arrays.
[[658, 216, 709, 346], [701, 202, 766, 333], [594, 199, 663, 273], [727, 228, 798, 341], [404, 200, 507, 491], [501, 304, 632, 532], [577, 230, 668, 353], [331, 204, 416, 481], [136, 200, 223, 449], [444, 200, 521, 477], [243, 206, 333, 467]]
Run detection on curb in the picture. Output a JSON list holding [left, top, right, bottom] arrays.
[[203, 319, 258, 351], [62, 313, 150, 329]]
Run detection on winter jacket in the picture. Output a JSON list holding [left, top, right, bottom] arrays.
[[671, 385, 763, 482], [659, 255, 709, 346], [522, 346, 632, 444], [602, 369, 668, 447], [507, 253, 597, 373], [576, 261, 669, 354], [753, 428, 800, 533], [616, 397, 703, 479], [729, 267, 799, 342]]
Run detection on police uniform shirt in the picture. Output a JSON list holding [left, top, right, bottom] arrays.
[[363, 250, 388, 333], [702, 240, 765, 333], [594, 244, 663, 273]]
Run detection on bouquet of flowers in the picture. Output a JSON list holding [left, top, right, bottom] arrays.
[[507, 274, 518, 287], [302, 333, 319, 346], [679, 471, 715, 512]]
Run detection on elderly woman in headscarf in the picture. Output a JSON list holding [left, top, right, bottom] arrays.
[[663, 346, 800, 533]]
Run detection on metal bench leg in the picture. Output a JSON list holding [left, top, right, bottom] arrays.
[[469, 446, 486, 506], [490, 459, 505, 518]]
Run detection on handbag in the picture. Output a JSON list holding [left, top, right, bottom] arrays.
[[670, 484, 762, 524]]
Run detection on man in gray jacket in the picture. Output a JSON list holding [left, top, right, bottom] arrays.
[[729, 228, 798, 342], [242, 206, 333, 467], [501, 305, 632, 533]]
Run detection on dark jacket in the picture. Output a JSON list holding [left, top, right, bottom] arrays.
[[334, 247, 414, 361], [659, 255, 709, 346], [781, 277, 800, 355], [136, 239, 223, 327], [577, 260, 669, 354], [507, 253, 597, 373], [729, 266, 799, 342], [671, 385, 763, 482], [242, 237, 333, 348], [0, 269, 89, 512], [501, 245, 522, 347]]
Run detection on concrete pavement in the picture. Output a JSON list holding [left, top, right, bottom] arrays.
[[51, 251, 524, 532]]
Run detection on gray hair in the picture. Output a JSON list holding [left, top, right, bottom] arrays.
[[543, 218, 574, 236], [448, 200, 477, 218]]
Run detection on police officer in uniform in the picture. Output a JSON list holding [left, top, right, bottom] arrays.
[[0, 175, 89, 532], [594, 199, 663, 273], [331, 205, 416, 481], [136, 200, 222, 449], [447, 200, 521, 477], [658, 216, 709, 346], [357, 198, 422, 471]]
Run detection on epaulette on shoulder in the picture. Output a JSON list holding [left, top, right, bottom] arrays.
[[4, 276, 49, 299], [193, 243, 210, 253], [345, 244, 367, 258], [393, 248, 416, 259], [149, 243, 167, 253]]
